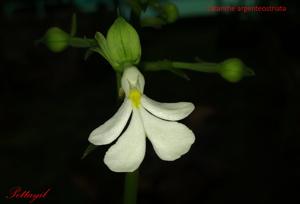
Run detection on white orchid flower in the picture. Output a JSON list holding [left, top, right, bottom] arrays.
[[88, 67, 195, 172]]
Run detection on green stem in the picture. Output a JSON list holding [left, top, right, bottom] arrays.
[[172, 61, 220, 73], [116, 71, 124, 100], [123, 170, 139, 204], [142, 60, 255, 77], [69, 37, 98, 48], [142, 60, 221, 73]]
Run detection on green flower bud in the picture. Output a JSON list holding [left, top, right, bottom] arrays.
[[220, 58, 244, 83], [44, 27, 70, 53], [106, 17, 141, 70], [161, 3, 179, 23]]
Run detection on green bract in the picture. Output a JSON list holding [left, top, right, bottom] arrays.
[[94, 17, 141, 72], [44, 27, 70, 53], [219, 58, 244, 83]]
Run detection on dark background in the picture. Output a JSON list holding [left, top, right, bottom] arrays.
[[1, 0, 299, 203]]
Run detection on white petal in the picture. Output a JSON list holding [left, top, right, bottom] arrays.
[[141, 95, 195, 121], [88, 99, 132, 145], [121, 66, 145, 96], [141, 108, 195, 161], [104, 109, 146, 172]]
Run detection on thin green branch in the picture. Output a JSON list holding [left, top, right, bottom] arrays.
[[69, 37, 98, 48], [70, 13, 77, 37], [141, 60, 220, 73], [141, 59, 255, 83]]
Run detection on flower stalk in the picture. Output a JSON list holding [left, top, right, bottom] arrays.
[[123, 170, 139, 204], [142, 59, 255, 83], [142, 60, 220, 73]]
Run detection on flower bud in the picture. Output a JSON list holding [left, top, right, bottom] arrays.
[[44, 27, 69, 53], [161, 3, 179, 23], [106, 17, 141, 70], [219, 58, 244, 83]]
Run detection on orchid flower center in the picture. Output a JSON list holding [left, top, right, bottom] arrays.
[[129, 88, 141, 108]]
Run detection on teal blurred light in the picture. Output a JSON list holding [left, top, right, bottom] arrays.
[[73, 0, 113, 12], [119, 0, 261, 19], [119, 0, 217, 18]]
